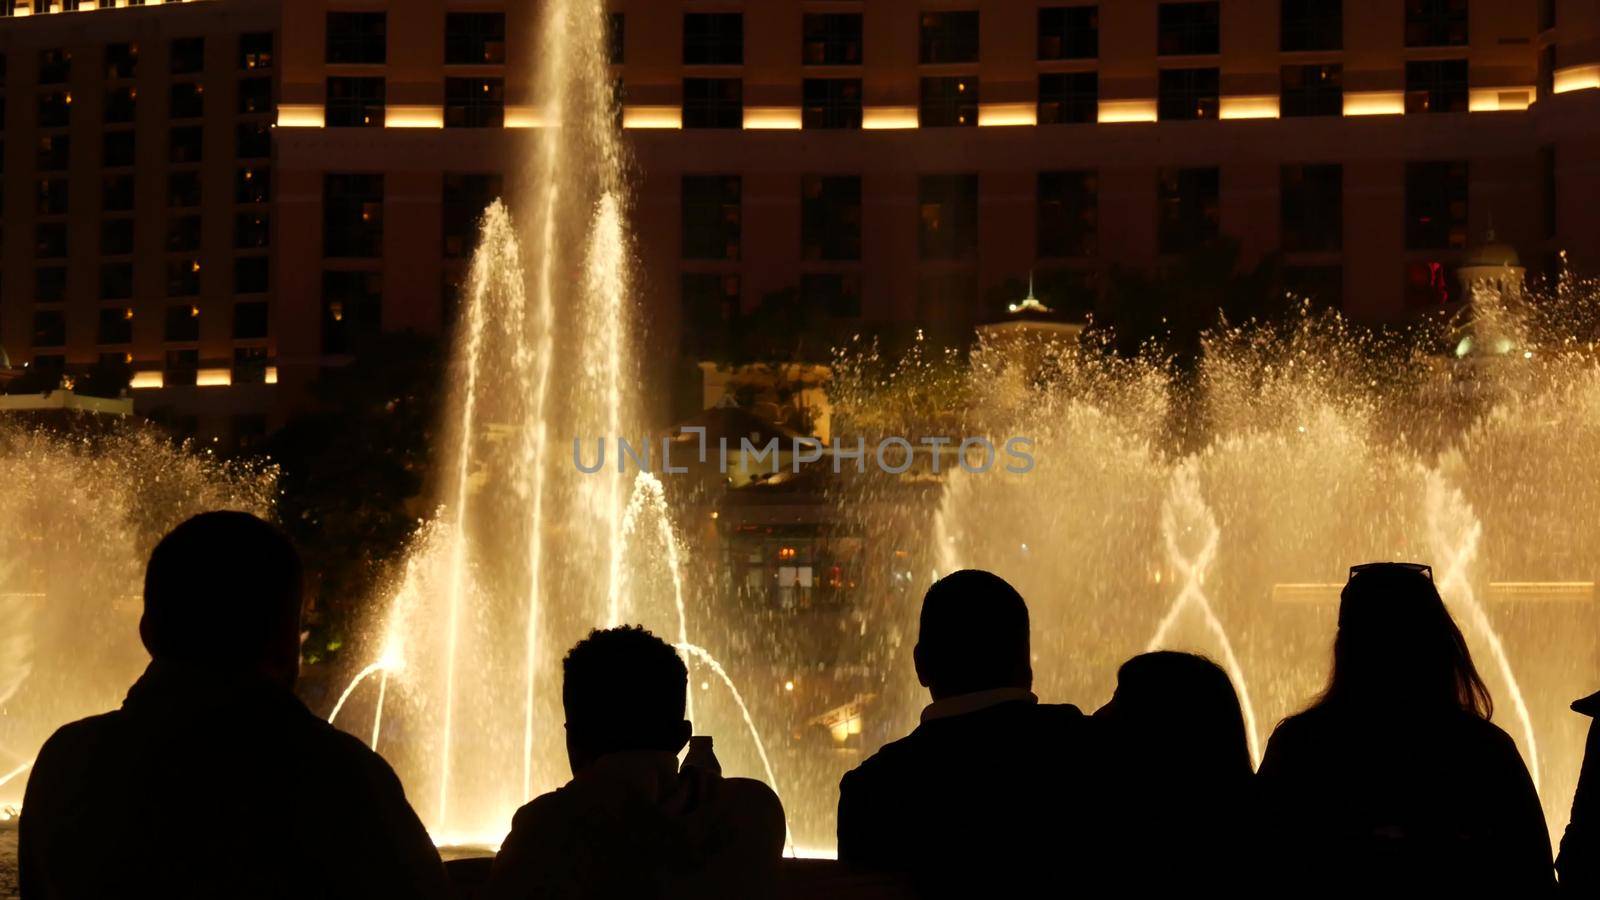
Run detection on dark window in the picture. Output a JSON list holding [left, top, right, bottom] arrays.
[[38, 91, 71, 128], [103, 218, 135, 254], [802, 175, 861, 261], [803, 14, 862, 65], [1158, 68, 1219, 120], [801, 273, 862, 318], [682, 175, 741, 260], [920, 76, 978, 127], [39, 49, 71, 85], [1282, 0, 1342, 51], [1406, 161, 1468, 250], [36, 223, 68, 259], [37, 178, 69, 215], [237, 122, 271, 158], [169, 126, 203, 164], [106, 42, 138, 79], [170, 37, 205, 75], [684, 13, 743, 65], [1039, 72, 1098, 124], [167, 215, 202, 252], [1406, 59, 1468, 113], [324, 173, 384, 258], [169, 172, 201, 208], [1038, 6, 1099, 60], [327, 76, 385, 127], [445, 77, 504, 128], [1405, 0, 1468, 47], [38, 134, 70, 170], [1037, 171, 1098, 258], [442, 173, 503, 258], [104, 131, 135, 167], [916, 271, 979, 333], [802, 79, 862, 129], [446, 13, 506, 65], [921, 11, 979, 64], [1159, 2, 1220, 55], [236, 167, 270, 204], [236, 212, 270, 249], [322, 270, 383, 354], [165, 349, 199, 385], [1283, 264, 1344, 309], [918, 174, 979, 261], [239, 77, 272, 115], [235, 256, 269, 294], [240, 32, 274, 70], [1158, 167, 1221, 254], [1540, 145, 1556, 240], [106, 86, 137, 124], [33, 311, 67, 347], [1281, 64, 1343, 117], [1540, 0, 1556, 31], [608, 13, 625, 65], [36, 267, 68, 303], [170, 82, 204, 119], [233, 347, 269, 384], [234, 301, 269, 339], [166, 260, 202, 299], [680, 273, 740, 358], [98, 305, 134, 342], [683, 78, 742, 128], [327, 12, 387, 64], [102, 175, 133, 212], [1281, 164, 1343, 252]]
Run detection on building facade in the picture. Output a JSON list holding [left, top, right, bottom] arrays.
[[5, 0, 1600, 430]]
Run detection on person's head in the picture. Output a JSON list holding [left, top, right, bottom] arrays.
[[562, 625, 690, 773], [139, 511, 303, 688], [913, 570, 1031, 700], [1317, 562, 1491, 718], [1095, 651, 1252, 780]]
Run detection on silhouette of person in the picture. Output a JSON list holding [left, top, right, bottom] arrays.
[[488, 626, 785, 900], [1558, 690, 1600, 889], [1093, 651, 1256, 892], [19, 511, 449, 900], [1258, 563, 1553, 895], [836, 569, 1101, 897]]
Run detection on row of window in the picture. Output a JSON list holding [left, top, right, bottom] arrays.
[[21, 348, 273, 391], [675, 162, 1469, 264], [19, 34, 272, 86], [326, 12, 504, 66], [28, 166, 268, 215], [27, 252, 269, 299], [325, 76, 503, 128], [32, 79, 272, 130]]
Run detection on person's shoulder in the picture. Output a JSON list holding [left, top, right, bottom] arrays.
[[32, 710, 123, 767], [716, 776, 786, 845], [1031, 702, 1087, 729], [1452, 712, 1523, 756]]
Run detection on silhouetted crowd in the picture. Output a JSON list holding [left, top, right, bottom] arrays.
[[15, 513, 1600, 898]]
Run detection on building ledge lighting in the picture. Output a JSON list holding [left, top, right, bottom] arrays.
[[1219, 95, 1280, 119], [861, 106, 919, 130], [387, 105, 444, 128], [622, 105, 683, 129], [277, 104, 326, 128], [504, 105, 543, 128], [1098, 99, 1158, 124], [743, 107, 803, 130], [1343, 90, 1406, 116], [195, 368, 232, 387], [1469, 87, 1533, 111], [265, 366, 279, 385], [978, 102, 1037, 127], [1554, 64, 1600, 95], [129, 371, 164, 390]]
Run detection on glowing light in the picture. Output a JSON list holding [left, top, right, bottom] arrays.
[[784, 680, 795, 692], [862, 106, 919, 130], [387, 105, 445, 128], [1219, 95, 1279, 120], [1469, 87, 1533, 112], [129, 371, 164, 390], [979, 102, 1036, 127], [621, 105, 682, 129], [264, 366, 279, 385], [276, 104, 326, 128], [1554, 65, 1600, 95], [1098, 99, 1158, 124], [504, 105, 542, 128], [195, 369, 231, 388], [1343, 91, 1405, 116], [743, 107, 803, 130]]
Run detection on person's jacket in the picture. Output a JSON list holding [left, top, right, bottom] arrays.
[[1559, 690, 1600, 891]]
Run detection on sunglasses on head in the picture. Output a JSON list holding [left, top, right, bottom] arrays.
[[1348, 562, 1433, 582]]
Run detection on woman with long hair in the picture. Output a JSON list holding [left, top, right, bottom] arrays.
[[1258, 563, 1553, 893]]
